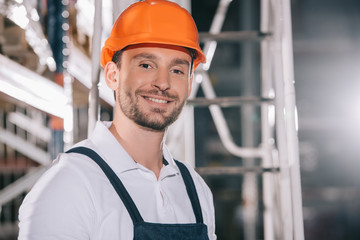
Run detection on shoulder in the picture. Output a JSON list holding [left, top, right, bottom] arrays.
[[18, 142, 100, 238], [32, 141, 102, 196], [19, 144, 99, 204]]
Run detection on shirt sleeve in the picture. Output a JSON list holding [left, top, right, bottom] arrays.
[[18, 155, 96, 240]]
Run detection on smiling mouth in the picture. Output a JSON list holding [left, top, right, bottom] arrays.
[[144, 96, 169, 104]]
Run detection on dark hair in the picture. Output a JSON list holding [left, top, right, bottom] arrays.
[[111, 50, 123, 68], [186, 48, 196, 74], [186, 48, 197, 60]]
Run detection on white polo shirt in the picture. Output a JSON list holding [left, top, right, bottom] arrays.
[[18, 121, 216, 240]]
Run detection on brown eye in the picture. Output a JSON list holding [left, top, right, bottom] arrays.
[[140, 63, 151, 69], [172, 69, 184, 75]]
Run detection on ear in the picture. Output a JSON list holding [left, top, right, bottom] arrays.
[[104, 61, 120, 91]]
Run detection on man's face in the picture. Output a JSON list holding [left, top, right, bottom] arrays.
[[115, 44, 192, 132]]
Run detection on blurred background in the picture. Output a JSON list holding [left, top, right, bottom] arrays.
[[0, 0, 359, 239]]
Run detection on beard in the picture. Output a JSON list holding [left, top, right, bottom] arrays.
[[117, 88, 186, 132]]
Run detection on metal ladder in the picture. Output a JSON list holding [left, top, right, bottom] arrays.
[[166, 0, 304, 239], [0, 0, 304, 238]]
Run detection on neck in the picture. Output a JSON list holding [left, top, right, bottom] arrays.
[[110, 110, 166, 178]]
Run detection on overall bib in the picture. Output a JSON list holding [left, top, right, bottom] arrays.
[[67, 147, 209, 240]]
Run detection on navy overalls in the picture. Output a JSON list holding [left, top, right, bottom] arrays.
[[67, 147, 209, 240]]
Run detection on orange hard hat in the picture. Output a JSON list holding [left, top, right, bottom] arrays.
[[100, 0, 206, 69]]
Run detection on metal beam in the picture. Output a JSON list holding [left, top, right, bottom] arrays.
[[88, 0, 102, 136], [0, 127, 51, 165], [0, 54, 67, 118], [187, 96, 274, 107], [7, 112, 51, 142], [199, 31, 271, 42], [196, 166, 280, 176]]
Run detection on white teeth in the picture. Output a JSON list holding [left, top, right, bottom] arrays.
[[147, 97, 168, 104]]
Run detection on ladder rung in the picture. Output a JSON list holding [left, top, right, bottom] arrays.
[[199, 31, 272, 42], [187, 96, 274, 107], [196, 166, 280, 176]]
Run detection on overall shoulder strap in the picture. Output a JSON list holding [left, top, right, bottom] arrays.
[[66, 146, 143, 224], [174, 160, 204, 224]]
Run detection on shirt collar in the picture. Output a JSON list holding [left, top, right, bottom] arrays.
[[89, 121, 179, 176]]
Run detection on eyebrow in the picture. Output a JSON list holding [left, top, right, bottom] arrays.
[[171, 58, 190, 67], [133, 53, 157, 60], [133, 53, 190, 67]]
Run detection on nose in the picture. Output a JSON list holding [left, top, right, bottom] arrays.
[[152, 68, 170, 91]]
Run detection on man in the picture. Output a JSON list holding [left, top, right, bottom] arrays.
[[18, 0, 216, 239]]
